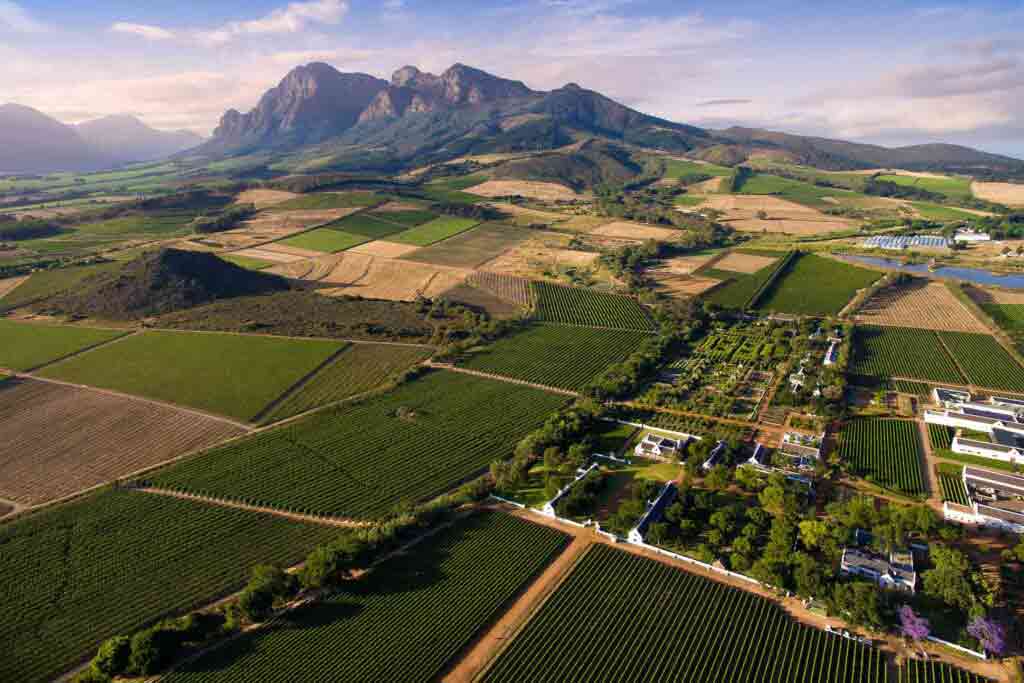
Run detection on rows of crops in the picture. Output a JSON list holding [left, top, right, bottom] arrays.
[[703, 252, 794, 310], [754, 253, 879, 316], [532, 281, 654, 330], [459, 325, 649, 391], [852, 326, 965, 384], [938, 331, 1024, 392], [939, 473, 970, 506], [838, 419, 926, 496], [0, 490, 339, 683], [928, 424, 954, 451], [898, 658, 991, 682], [0, 319, 127, 371], [163, 512, 568, 683], [483, 544, 887, 682], [260, 343, 431, 423], [892, 380, 933, 396], [152, 370, 566, 517]]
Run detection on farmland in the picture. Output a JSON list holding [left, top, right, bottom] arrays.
[[459, 325, 649, 391], [162, 512, 568, 683], [897, 658, 991, 682], [736, 172, 855, 209], [876, 173, 973, 200], [662, 158, 733, 179], [39, 330, 346, 421], [0, 489, 339, 683], [702, 250, 794, 310], [326, 212, 408, 238], [482, 544, 888, 683], [365, 207, 438, 227], [938, 331, 1024, 392], [851, 326, 965, 385], [269, 191, 382, 211], [0, 260, 124, 311], [939, 471, 970, 506], [754, 253, 879, 316], [0, 377, 243, 505], [260, 343, 432, 423], [468, 271, 534, 307], [928, 424, 954, 451], [405, 223, 534, 269], [390, 215, 480, 246], [276, 227, 370, 253], [838, 419, 925, 496], [533, 281, 654, 330], [855, 280, 988, 333], [151, 370, 566, 518], [978, 303, 1024, 352], [0, 319, 127, 371]]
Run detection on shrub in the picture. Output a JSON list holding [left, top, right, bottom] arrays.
[[91, 636, 131, 676]]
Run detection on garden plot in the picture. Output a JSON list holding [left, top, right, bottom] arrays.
[[715, 252, 779, 274], [467, 180, 579, 201], [590, 221, 681, 241], [0, 377, 243, 505], [855, 280, 988, 333], [320, 253, 470, 301], [404, 223, 534, 269]]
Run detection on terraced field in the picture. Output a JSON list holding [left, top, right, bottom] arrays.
[[162, 512, 568, 683], [459, 325, 649, 391], [0, 319, 127, 371], [151, 370, 566, 517], [0, 489, 339, 683], [838, 419, 925, 496], [483, 544, 888, 683], [532, 281, 653, 330]]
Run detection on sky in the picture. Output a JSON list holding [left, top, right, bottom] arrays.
[[2, 0, 1023, 157]]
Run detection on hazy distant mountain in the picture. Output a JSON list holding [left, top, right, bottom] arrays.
[[75, 115, 203, 164], [196, 62, 1024, 178], [0, 104, 105, 175]]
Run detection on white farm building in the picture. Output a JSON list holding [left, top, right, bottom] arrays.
[[954, 229, 992, 243], [944, 468, 1024, 534], [925, 390, 1024, 465], [627, 482, 677, 544]]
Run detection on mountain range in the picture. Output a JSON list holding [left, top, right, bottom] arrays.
[[193, 62, 1024, 179], [0, 104, 203, 175]]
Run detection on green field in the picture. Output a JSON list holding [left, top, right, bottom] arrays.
[[533, 281, 654, 330], [326, 213, 408, 238], [483, 544, 888, 683], [838, 419, 925, 496], [0, 320, 127, 371], [72, 213, 195, 236], [0, 261, 124, 311], [754, 253, 880, 315], [852, 326, 965, 384], [460, 324, 649, 391], [910, 202, 981, 222], [663, 159, 733, 179], [391, 216, 480, 246], [405, 223, 533, 269], [162, 512, 568, 683], [39, 330, 345, 421], [938, 330, 1024, 392], [981, 303, 1024, 352], [277, 228, 370, 253], [892, 379, 933, 396], [366, 209, 438, 227], [702, 250, 793, 310], [736, 173, 855, 209], [877, 174, 973, 200], [261, 343, 432, 423], [0, 489, 338, 683], [270, 192, 381, 211], [220, 253, 275, 270], [674, 194, 708, 207], [423, 174, 489, 204], [151, 370, 566, 517]]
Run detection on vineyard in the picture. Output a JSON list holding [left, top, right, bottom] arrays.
[[754, 253, 878, 315], [938, 331, 1024, 392], [0, 319, 126, 371], [151, 370, 566, 518], [928, 424, 954, 451], [532, 281, 654, 330], [939, 472, 970, 506], [0, 489, 339, 683], [459, 324, 650, 391], [851, 326, 965, 385], [259, 343, 431, 423], [838, 419, 925, 496], [703, 251, 794, 310], [468, 271, 534, 307], [0, 378, 243, 505], [897, 658, 991, 682], [162, 512, 568, 683], [892, 380, 933, 396], [482, 544, 888, 683]]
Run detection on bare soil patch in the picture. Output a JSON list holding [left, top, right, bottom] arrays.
[[651, 254, 719, 276], [715, 252, 779, 274], [855, 280, 988, 332], [972, 181, 1024, 207], [0, 377, 243, 505], [479, 245, 598, 278], [467, 180, 578, 202], [0, 275, 29, 300], [234, 189, 299, 209], [648, 272, 722, 297], [320, 253, 470, 302], [590, 221, 681, 241], [348, 240, 422, 259]]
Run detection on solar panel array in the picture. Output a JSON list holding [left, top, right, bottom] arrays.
[[861, 235, 949, 250]]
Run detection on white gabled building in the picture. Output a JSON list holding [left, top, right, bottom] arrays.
[[840, 547, 916, 593], [932, 387, 971, 408], [541, 463, 600, 517], [944, 468, 1024, 534], [634, 434, 685, 460], [627, 481, 677, 544]]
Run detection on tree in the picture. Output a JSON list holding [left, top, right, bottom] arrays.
[[798, 519, 829, 551], [898, 605, 930, 651], [705, 464, 732, 491], [922, 545, 976, 611], [968, 616, 1007, 656], [128, 628, 178, 676], [793, 552, 827, 599], [92, 636, 131, 677], [831, 582, 884, 630]]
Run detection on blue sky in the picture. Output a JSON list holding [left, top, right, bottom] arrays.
[[2, 0, 1023, 156]]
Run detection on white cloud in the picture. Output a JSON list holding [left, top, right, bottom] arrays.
[[196, 0, 349, 45], [269, 47, 377, 65], [0, 1, 47, 33], [111, 22, 176, 41]]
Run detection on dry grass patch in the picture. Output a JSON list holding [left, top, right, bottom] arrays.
[[653, 253, 719, 275], [467, 180, 578, 201], [260, 243, 325, 259], [479, 240, 598, 279], [231, 247, 308, 263], [234, 189, 299, 209], [0, 377, 243, 505], [730, 218, 854, 235], [349, 240, 422, 258], [970, 287, 1024, 305], [648, 273, 721, 297], [972, 181, 1024, 207], [319, 253, 469, 301], [855, 280, 988, 333], [485, 202, 568, 228], [715, 252, 779, 274], [0, 276, 28, 301], [590, 221, 681, 241]]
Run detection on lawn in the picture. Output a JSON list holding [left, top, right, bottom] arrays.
[[754, 253, 880, 315], [0, 320, 127, 371], [391, 216, 480, 246], [277, 228, 370, 253], [325, 213, 407, 238], [269, 192, 381, 211], [39, 330, 346, 421], [593, 421, 640, 456]]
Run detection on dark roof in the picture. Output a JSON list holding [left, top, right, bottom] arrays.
[[991, 427, 1024, 449], [965, 467, 1024, 494], [635, 482, 677, 536], [962, 406, 1015, 422], [977, 503, 1024, 525], [958, 438, 1017, 454]]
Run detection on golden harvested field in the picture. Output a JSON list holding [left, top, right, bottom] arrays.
[[479, 241, 598, 279], [730, 218, 853, 234], [348, 240, 422, 258], [231, 247, 308, 263], [648, 272, 721, 297], [0, 276, 28, 301], [486, 203, 570, 228], [195, 209, 356, 250], [234, 189, 299, 208], [972, 181, 1024, 207], [466, 272, 534, 307], [715, 252, 779, 274], [855, 280, 988, 332], [259, 243, 324, 259], [320, 253, 469, 301], [590, 221, 681, 241], [703, 194, 838, 219], [649, 253, 719, 275], [467, 180, 579, 201], [691, 177, 724, 194], [0, 377, 244, 505]]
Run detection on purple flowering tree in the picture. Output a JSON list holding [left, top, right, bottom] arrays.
[[899, 606, 930, 651], [968, 617, 1007, 656]]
